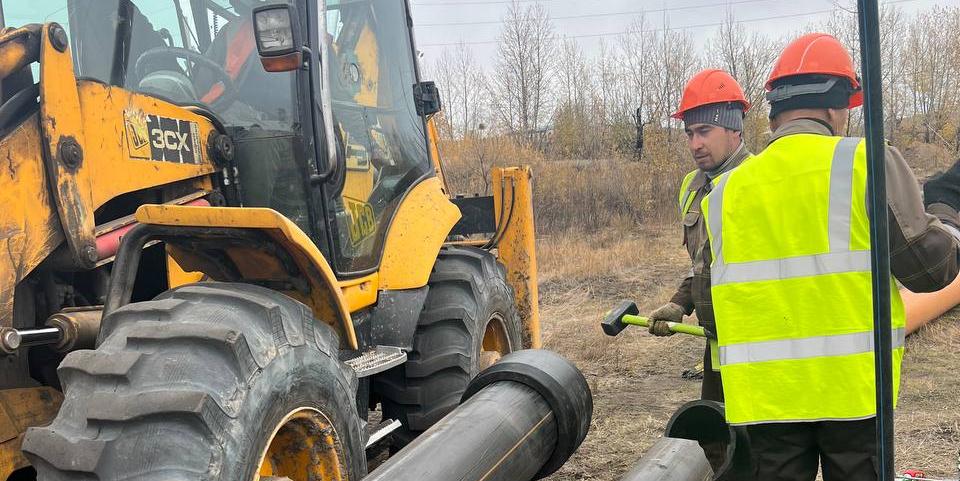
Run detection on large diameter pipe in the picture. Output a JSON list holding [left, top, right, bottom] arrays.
[[370, 382, 556, 481], [619, 401, 756, 481], [618, 437, 712, 481], [365, 349, 592, 481]]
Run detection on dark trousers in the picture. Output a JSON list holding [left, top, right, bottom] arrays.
[[701, 343, 723, 402], [747, 418, 878, 481], [699, 344, 730, 475]]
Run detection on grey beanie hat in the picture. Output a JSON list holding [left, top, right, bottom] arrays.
[[682, 102, 744, 131]]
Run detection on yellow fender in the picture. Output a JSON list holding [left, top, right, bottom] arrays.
[[136, 205, 359, 349]]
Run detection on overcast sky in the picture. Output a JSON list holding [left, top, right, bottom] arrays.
[[409, 0, 949, 69]]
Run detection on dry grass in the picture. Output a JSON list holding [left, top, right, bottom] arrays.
[[537, 226, 960, 481], [895, 318, 960, 476], [535, 225, 705, 480], [439, 134, 691, 233], [902, 141, 959, 181]]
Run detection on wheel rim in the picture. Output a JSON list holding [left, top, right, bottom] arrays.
[[480, 313, 512, 370], [256, 407, 348, 481]]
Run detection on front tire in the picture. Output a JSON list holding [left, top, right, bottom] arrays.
[[23, 283, 365, 481]]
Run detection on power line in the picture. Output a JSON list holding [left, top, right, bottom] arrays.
[[417, 0, 924, 48], [413, 0, 555, 6], [414, 0, 781, 27], [419, 9, 833, 47]]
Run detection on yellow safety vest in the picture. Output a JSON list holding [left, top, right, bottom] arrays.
[[678, 170, 698, 218], [702, 134, 905, 425]]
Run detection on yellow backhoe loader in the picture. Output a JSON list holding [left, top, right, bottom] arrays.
[[0, 1, 540, 479]]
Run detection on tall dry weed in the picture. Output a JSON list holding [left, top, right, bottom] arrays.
[[438, 127, 695, 235]]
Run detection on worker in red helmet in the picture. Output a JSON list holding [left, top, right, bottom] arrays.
[[703, 33, 960, 481], [645, 69, 753, 472]]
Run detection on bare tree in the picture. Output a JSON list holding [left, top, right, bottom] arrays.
[[432, 42, 487, 140], [705, 9, 778, 149], [552, 38, 593, 158], [619, 14, 701, 135], [596, 39, 637, 157], [490, 1, 557, 135], [556, 37, 590, 109], [902, 6, 960, 145], [648, 19, 700, 138], [814, 2, 911, 138], [619, 15, 652, 121], [619, 16, 656, 159]]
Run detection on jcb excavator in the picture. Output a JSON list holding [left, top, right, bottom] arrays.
[[0, 0, 540, 479]]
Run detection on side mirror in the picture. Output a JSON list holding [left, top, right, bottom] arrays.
[[413, 81, 442, 116], [252, 4, 302, 72]]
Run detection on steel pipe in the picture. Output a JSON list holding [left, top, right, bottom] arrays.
[[365, 349, 592, 481], [0, 326, 61, 353]]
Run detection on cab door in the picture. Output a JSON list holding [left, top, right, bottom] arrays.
[[319, 0, 434, 275]]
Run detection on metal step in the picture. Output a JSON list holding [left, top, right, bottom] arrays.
[[366, 419, 402, 449], [344, 345, 407, 377]]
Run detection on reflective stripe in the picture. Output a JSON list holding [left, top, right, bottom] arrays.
[[678, 170, 698, 217], [712, 250, 871, 285], [708, 173, 729, 265], [719, 328, 906, 366], [679, 190, 693, 217], [828, 138, 859, 252], [709, 137, 861, 284]]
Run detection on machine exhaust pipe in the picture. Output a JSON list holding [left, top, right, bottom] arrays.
[[365, 349, 592, 481]]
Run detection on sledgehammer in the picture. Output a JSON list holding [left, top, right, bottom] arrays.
[[602, 300, 706, 337]]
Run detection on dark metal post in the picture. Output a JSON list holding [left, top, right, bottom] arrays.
[[856, 1, 895, 480]]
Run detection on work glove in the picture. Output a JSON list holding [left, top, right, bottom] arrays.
[[648, 302, 685, 337]]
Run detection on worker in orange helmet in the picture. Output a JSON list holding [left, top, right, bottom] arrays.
[[703, 33, 960, 481], [645, 69, 753, 471]]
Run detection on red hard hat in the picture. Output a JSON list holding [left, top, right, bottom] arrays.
[[672, 69, 750, 119], [766, 33, 863, 108]]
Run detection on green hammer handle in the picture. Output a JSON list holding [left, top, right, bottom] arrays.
[[621, 314, 706, 338]]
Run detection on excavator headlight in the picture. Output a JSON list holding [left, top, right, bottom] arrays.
[[253, 4, 302, 72]]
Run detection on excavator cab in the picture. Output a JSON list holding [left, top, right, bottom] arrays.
[[5, 0, 436, 272]]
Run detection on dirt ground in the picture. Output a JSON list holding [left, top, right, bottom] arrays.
[[536, 226, 960, 481]]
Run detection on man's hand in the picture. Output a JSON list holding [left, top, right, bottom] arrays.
[[648, 302, 685, 336]]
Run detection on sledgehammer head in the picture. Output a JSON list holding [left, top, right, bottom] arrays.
[[602, 300, 639, 336]]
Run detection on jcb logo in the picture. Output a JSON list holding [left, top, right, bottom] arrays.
[[344, 197, 376, 246], [124, 110, 201, 164]]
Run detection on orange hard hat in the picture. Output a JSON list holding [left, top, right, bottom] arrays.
[[672, 69, 750, 119], [766, 33, 863, 108]]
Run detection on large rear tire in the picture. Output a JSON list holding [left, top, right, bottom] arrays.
[[23, 283, 366, 481], [374, 246, 522, 445]]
